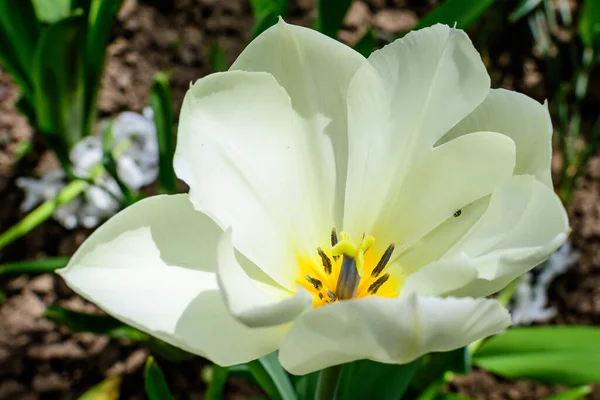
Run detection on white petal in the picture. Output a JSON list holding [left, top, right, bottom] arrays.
[[344, 24, 491, 236], [174, 71, 336, 290], [231, 18, 366, 224], [279, 295, 510, 375], [374, 132, 515, 251], [442, 89, 553, 187], [58, 194, 285, 366], [216, 229, 313, 328], [445, 175, 569, 297]]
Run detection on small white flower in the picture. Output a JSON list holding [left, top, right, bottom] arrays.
[[59, 21, 569, 375], [512, 241, 579, 325]]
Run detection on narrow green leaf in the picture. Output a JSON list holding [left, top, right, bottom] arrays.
[[0, 290, 6, 304], [353, 28, 375, 58], [44, 305, 148, 341], [208, 42, 228, 73], [580, 0, 600, 53], [250, 0, 287, 39], [508, 0, 543, 22], [294, 372, 319, 400], [0, 0, 40, 84], [472, 326, 600, 385], [314, 0, 353, 38], [248, 352, 297, 400], [32, 13, 86, 160], [150, 72, 177, 194], [204, 365, 229, 400], [408, 349, 469, 397], [77, 376, 121, 400], [436, 395, 476, 400], [83, 0, 124, 137], [543, 386, 592, 400], [0, 257, 69, 275], [414, 0, 496, 31], [32, 0, 71, 23], [336, 358, 421, 400], [145, 356, 174, 400]]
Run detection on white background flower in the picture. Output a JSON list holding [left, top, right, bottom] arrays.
[[59, 21, 568, 375]]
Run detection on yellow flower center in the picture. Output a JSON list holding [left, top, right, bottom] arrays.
[[297, 228, 401, 307]]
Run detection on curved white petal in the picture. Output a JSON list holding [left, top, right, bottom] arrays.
[[231, 18, 365, 225], [444, 175, 569, 297], [174, 71, 336, 290], [344, 24, 491, 237], [58, 194, 284, 366], [374, 131, 515, 252], [442, 89, 553, 187], [217, 229, 313, 328], [279, 295, 510, 375]]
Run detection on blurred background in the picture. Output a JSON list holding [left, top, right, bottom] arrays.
[[0, 0, 599, 399]]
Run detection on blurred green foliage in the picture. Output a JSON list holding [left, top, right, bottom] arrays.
[[0, 0, 123, 168]]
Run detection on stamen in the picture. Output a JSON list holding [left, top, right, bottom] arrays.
[[331, 228, 339, 260], [305, 274, 323, 290], [371, 243, 395, 277], [326, 289, 337, 302], [368, 273, 390, 294], [336, 255, 360, 300], [317, 247, 332, 274], [318, 293, 324, 300]]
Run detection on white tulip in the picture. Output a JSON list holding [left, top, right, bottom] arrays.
[[58, 21, 568, 375]]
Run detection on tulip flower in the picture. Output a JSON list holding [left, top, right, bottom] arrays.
[[59, 20, 568, 376]]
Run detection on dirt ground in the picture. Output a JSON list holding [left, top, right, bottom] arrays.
[[1, 0, 600, 399]]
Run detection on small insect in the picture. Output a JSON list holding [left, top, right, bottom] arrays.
[[453, 209, 462, 217]]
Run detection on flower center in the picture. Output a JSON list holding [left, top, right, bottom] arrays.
[[297, 228, 400, 307]]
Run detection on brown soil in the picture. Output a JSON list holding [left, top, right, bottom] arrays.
[[1, 0, 599, 399]]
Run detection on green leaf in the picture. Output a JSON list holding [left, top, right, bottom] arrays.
[[472, 326, 600, 385], [145, 356, 174, 400], [208, 42, 228, 73], [0, 0, 40, 88], [32, 0, 71, 23], [77, 376, 121, 400], [408, 348, 470, 397], [44, 305, 148, 341], [31, 13, 86, 161], [414, 0, 496, 31], [543, 386, 592, 400], [314, 0, 353, 38], [250, 0, 287, 39], [336, 358, 421, 400], [294, 372, 319, 400], [150, 72, 177, 194], [248, 352, 297, 400], [508, 0, 543, 22], [353, 28, 375, 58], [204, 365, 229, 400], [0, 290, 6, 304], [0, 257, 69, 275], [83, 0, 124, 137], [580, 0, 600, 53], [435, 395, 475, 400]]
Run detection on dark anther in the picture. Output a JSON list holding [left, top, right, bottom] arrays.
[[304, 274, 323, 290], [454, 209, 462, 217], [368, 273, 390, 295], [331, 228, 339, 260], [318, 293, 324, 300], [317, 247, 332, 274], [326, 289, 338, 302], [331, 227, 338, 247], [371, 243, 395, 277]]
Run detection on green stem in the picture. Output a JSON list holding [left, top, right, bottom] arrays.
[[316, 365, 343, 400], [0, 179, 88, 250]]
